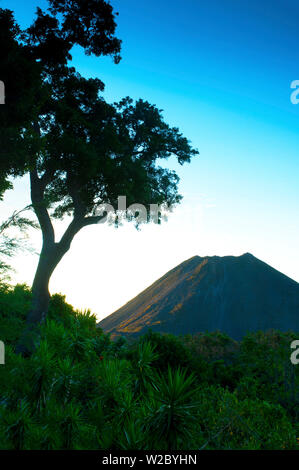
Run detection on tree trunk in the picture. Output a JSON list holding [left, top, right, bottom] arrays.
[[15, 161, 96, 356], [16, 165, 99, 356], [15, 241, 67, 356]]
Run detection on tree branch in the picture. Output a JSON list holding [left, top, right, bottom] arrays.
[[57, 214, 106, 254], [57, 217, 85, 253], [29, 120, 56, 246], [0, 205, 34, 235], [82, 215, 107, 226], [30, 167, 55, 246]]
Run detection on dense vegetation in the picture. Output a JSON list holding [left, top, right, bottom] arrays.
[[0, 283, 298, 450]]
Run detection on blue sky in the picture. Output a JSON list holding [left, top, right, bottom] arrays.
[[1, 0, 299, 318]]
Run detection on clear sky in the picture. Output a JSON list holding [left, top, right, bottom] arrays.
[[1, 0, 299, 320]]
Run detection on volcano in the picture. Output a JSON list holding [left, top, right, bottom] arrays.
[[98, 253, 299, 340]]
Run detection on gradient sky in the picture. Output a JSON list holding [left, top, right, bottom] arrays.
[[1, 0, 299, 320]]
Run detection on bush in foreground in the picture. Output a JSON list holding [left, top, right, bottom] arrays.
[[0, 284, 298, 449]]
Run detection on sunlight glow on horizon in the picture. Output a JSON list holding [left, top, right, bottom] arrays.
[[3, 175, 299, 322]]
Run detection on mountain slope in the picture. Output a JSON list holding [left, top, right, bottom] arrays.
[[98, 253, 299, 339]]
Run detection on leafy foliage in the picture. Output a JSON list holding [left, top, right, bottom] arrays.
[[0, 206, 38, 280], [0, 284, 298, 450]]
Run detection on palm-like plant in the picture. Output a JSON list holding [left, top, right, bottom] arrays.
[[29, 341, 56, 411], [98, 358, 132, 414], [41, 320, 72, 358], [130, 341, 159, 396], [52, 357, 81, 404], [1, 399, 33, 449], [85, 400, 105, 430], [117, 418, 145, 450], [145, 367, 200, 450], [73, 311, 98, 334], [68, 329, 95, 362], [28, 422, 62, 450], [59, 401, 86, 449], [2, 346, 31, 404], [41, 400, 87, 449]]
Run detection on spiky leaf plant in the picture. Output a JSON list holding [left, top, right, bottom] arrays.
[[144, 367, 200, 450], [28, 340, 56, 411], [0, 399, 33, 449], [130, 341, 159, 396]]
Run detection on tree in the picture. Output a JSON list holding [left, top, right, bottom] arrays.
[[1, 1, 199, 355]]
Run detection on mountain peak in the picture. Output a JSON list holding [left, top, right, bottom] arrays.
[[241, 252, 255, 258], [98, 253, 299, 340]]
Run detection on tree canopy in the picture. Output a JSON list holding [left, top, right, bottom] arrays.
[[0, 0, 199, 354]]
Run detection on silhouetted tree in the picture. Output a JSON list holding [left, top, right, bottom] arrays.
[[0, 1, 198, 355]]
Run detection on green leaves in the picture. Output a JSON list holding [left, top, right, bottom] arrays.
[[47, 0, 122, 62], [52, 357, 81, 404], [130, 341, 159, 396], [59, 400, 86, 449], [0, 283, 298, 450], [29, 341, 56, 411], [0, 0, 122, 203], [0, 399, 33, 450], [144, 367, 200, 450]]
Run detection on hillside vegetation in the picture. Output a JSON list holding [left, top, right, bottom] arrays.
[[0, 283, 298, 450]]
